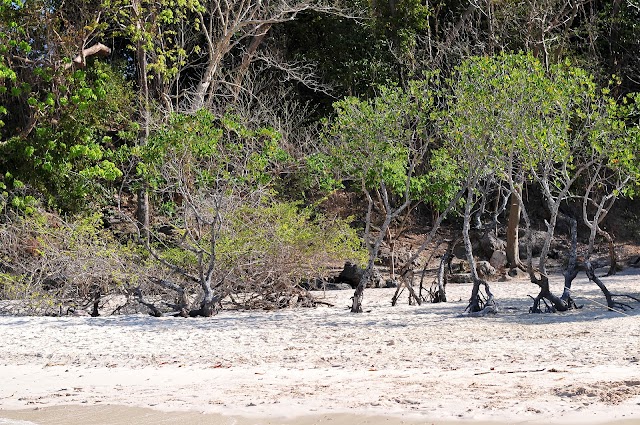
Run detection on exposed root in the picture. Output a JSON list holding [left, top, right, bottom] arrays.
[[605, 294, 640, 312], [465, 281, 497, 316]]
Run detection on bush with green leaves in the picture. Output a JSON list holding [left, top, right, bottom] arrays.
[[443, 52, 640, 313], [316, 79, 461, 212], [0, 60, 133, 212], [130, 109, 366, 315], [0, 209, 142, 315]]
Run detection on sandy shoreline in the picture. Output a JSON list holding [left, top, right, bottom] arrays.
[[1, 269, 639, 424], [1, 405, 640, 425]]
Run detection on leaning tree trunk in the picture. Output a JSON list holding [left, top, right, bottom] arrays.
[[351, 182, 411, 313], [134, 1, 151, 242], [585, 261, 640, 311], [527, 191, 570, 313], [393, 187, 466, 307], [527, 212, 569, 313], [598, 229, 618, 276], [351, 211, 393, 312], [529, 275, 569, 313]]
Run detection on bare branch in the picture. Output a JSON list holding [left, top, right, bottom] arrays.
[[64, 43, 111, 70]]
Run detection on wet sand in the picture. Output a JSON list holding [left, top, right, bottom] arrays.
[[1, 405, 639, 425]]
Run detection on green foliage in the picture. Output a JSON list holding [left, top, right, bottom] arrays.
[[410, 148, 462, 212], [370, 0, 429, 56], [140, 107, 366, 297], [0, 272, 60, 314], [0, 62, 129, 211], [0, 208, 141, 314], [317, 77, 460, 212], [324, 91, 409, 193], [598, 92, 640, 197], [446, 53, 550, 179], [445, 52, 640, 208], [102, 0, 204, 85], [446, 54, 580, 177], [0, 0, 138, 212], [218, 201, 367, 277], [138, 109, 291, 195], [322, 84, 413, 191], [158, 246, 199, 269]]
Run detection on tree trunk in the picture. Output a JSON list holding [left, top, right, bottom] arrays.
[[529, 208, 570, 312], [232, 24, 271, 100], [351, 182, 410, 313], [351, 266, 373, 313], [90, 284, 100, 317], [561, 215, 578, 308], [137, 187, 149, 240], [432, 251, 450, 303], [584, 261, 639, 311], [463, 185, 481, 311], [192, 281, 221, 317], [599, 229, 618, 276], [505, 187, 521, 268], [530, 274, 569, 313], [463, 182, 494, 313], [192, 57, 220, 110]]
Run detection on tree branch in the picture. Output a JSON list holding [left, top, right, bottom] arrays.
[[64, 43, 111, 70]]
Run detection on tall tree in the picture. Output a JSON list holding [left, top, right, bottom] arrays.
[[319, 80, 443, 312], [180, 0, 352, 110]]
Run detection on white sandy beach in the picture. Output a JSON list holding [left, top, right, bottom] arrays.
[[0, 269, 639, 425]]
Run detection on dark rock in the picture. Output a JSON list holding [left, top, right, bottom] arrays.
[[489, 250, 508, 270], [548, 249, 560, 260], [378, 246, 415, 269], [156, 224, 176, 236], [476, 261, 496, 278], [479, 230, 506, 257], [384, 279, 398, 288], [519, 229, 548, 257], [449, 274, 473, 283], [299, 277, 326, 291], [42, 275, 67, 291], [519, 229, 570, 260], [452, 244, 467, 260], [507, 268, 526, 278], [335, 261, 381, 288]]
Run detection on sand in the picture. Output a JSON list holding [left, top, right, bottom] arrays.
[[1, 268, 639, 424], [3, 405, 640, 425], [0, 404, 566, 425]]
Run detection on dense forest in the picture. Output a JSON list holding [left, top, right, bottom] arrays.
[[1, 0, 639, 317]]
